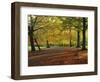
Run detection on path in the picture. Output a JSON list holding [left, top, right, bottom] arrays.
[[28, 47, 87, 66]]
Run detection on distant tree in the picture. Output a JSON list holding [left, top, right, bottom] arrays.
[[46, 40, 50, 48], [60, 17, 76, 47]]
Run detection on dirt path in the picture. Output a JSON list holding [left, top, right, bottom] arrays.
[[28, 47, 87, 66]]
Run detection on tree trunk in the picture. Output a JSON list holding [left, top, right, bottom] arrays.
[[46, 40, 50, 48], [69, 28, 72, 47], [82, 18, 86, 50], [28, 16, 37, 51], [28, 26, 36, 51], [30, 34, 36, 51], [76, 30, 80, 48], [34, 38, 41, 50]]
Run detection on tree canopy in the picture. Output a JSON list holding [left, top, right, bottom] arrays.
[[28, 15, 88, 51]]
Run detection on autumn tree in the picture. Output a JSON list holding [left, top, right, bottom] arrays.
[[28, 15, 43, 51], [82, 17, 88, 50], [59, 17, 77, 47], [72, 17, 83, 48], [28, 15, 37, 51]]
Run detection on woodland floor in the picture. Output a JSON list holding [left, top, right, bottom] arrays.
[[28, 47, 88, 66]]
